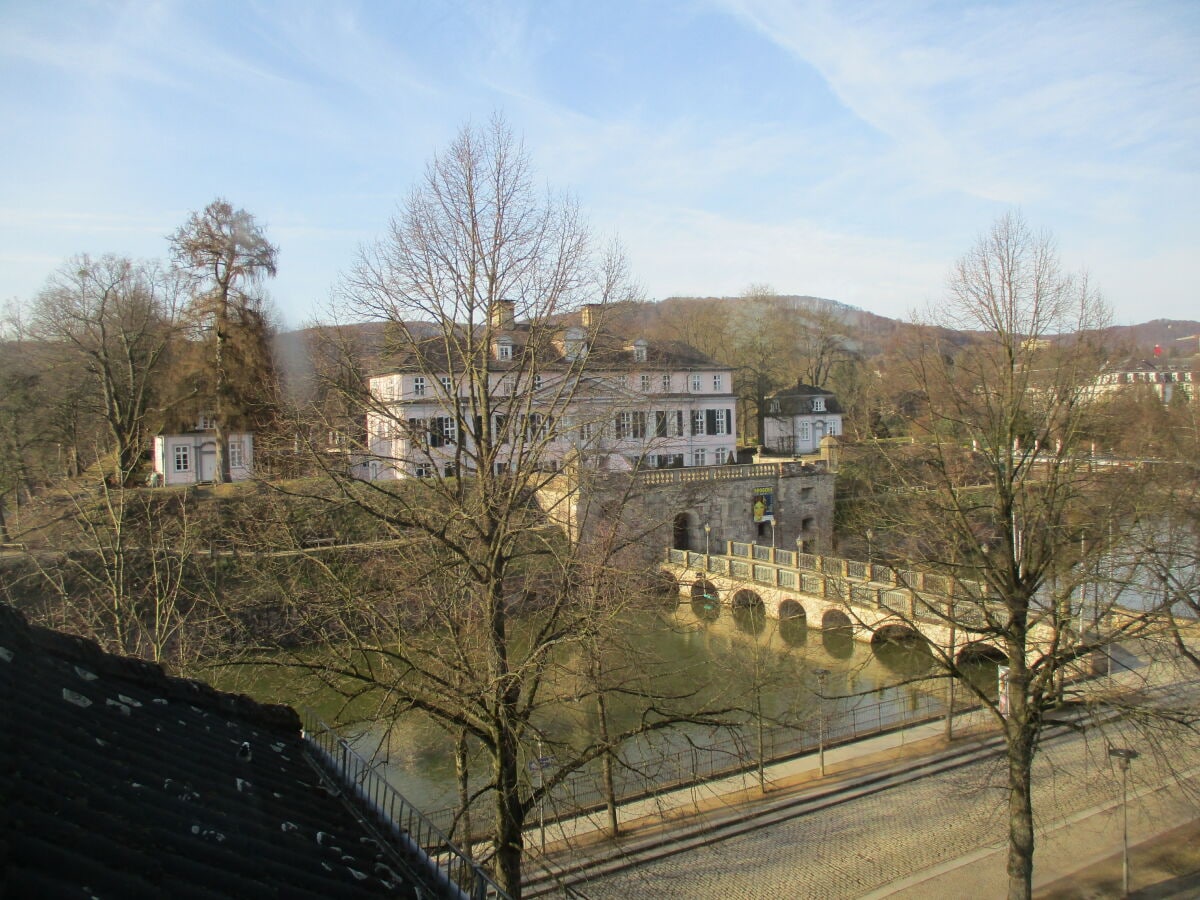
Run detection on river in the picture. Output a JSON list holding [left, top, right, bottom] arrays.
[[210, 593, 976, 824]]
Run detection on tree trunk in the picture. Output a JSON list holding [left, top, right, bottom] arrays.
[[595, 691, 619, 836], [455, 729, 472, 848], [493, 726, 525, 899], [1006, 722, 1036, 900]]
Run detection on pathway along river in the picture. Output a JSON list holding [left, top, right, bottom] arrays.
[[212, 598, 989, 825]]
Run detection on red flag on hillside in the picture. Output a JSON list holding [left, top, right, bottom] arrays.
[[1154, 344, 1162, 357]]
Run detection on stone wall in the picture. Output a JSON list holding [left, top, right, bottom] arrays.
[[537, 460, 836, 565]]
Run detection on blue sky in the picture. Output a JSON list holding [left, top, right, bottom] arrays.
[[2, 0, 1197, 328]]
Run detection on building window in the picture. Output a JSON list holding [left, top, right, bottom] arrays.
[[617, 375, 628, 390], [691, 374, 702, 392], [430, 416, 457, 447], [662, 374, 671, 392], [498, 341, 512, 360], [441, 376, 453, 394], [577, 421, 594, 443], [713, 373, 723, 391], [640, 374, 651, 392], [691, 409, 705, 436], [708, 409, 729, 436], [615, 411, 647, 439], [526, 414, 553, 441], [800, 422, 810, 442], [413, 376, 426, 398], [812, 397, 825, 412], [228, 439, 244, 469], [173, 444, 190, 472], [414, 464, 432, 478], [634, 344, 647, 362], [692, 449, 706, 467], [534, 375, 543, 391]]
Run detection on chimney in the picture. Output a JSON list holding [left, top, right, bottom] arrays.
[[490, 299, 516, 330]]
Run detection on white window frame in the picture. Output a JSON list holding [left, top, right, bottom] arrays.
[[714, 409, 729, 436], [413, 376, 426, 398], [173, 444, 190, 472], [713, 373, 723, 391], [640, 374, 651, 392], [228, 439, 244, 469], [812, 397, 825, 412], [498, 341, 513, 361], [691, 374, 702, 392], [692, 448, 706, 467], [661, 374, 671, 392], [691, 409, 705, 436], [441, 376, 453, 394]]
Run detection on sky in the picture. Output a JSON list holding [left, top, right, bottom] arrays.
[[1, 0, 1197, 329]]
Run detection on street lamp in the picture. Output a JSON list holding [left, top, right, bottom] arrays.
[[813, 668, 831, 776], [1108, 746, 1139, 898], [704, 522, 711, 558], [865, 528, 874, 565]]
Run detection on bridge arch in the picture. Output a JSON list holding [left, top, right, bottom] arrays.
[[821, 609, 853, 630], [871, 624, 934, 675], [778, 599, 807, 646], [956, 641, 1007, 667], [690, 578, 720, 621], [731, 590, 766, 635], [649, 570, 679, 608], [821, 608, 855, 658]]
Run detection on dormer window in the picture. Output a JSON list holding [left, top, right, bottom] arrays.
[[812, 397, 825, 412], [632, 339, 648, 363], [496, 337, 513, 361], [563, 326, 587, 361]]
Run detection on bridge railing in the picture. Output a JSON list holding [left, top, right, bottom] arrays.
[[669, 544, 995, 624]]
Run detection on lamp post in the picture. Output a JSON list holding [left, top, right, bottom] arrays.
[[865, 528, 874, 565], [814, 668, 830, 776], [704, 522, 711, 558], [1109, 746, 1138, 897]]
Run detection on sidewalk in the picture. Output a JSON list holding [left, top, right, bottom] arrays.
[[528, 677, 1200, 898]]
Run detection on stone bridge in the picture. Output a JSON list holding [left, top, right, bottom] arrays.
[[662, 542, 1070, 667]]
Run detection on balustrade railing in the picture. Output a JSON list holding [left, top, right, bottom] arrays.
[[303, 712, 509, 900], [666, 544, 994, 622]]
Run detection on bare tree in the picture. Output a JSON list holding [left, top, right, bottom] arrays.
[[266, 118, 725, 896], [31, 254, 181, 483], [849, 213, 1180, 900], [170, 200, 278, 483], [23, 479, 206, 669]]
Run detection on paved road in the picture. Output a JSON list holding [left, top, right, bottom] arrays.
[[568, 716, 1200, 899]]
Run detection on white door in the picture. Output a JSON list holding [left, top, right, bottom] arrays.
[[199, 442, 217, 482]]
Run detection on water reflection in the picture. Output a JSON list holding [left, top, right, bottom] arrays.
[[872, 633, 935, 678], [821, 626, 855, 659], [214, 601, 950, 815]]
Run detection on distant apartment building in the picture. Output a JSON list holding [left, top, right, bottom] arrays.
[[761, 382, 843, 456], [364, 302, 737, 479]]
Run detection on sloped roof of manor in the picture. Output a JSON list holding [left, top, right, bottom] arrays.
[[370, 323, 725, 379], [0, 604, 434, 899], [766, 381, 844, 415]]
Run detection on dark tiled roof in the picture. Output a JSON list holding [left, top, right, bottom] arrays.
[[0, 604, 430, 899], [371, 325, 724, 377], [766, 382, 844, 415]]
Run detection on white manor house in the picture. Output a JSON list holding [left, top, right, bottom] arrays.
[[364, 302, 737, 480]]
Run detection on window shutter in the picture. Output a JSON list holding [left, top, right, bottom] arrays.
[[706, 409, 717, 435]]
